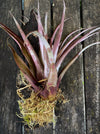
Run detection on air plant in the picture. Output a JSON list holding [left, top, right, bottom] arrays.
[[0, 0, 100, 128]]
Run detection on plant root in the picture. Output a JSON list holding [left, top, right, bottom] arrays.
[[16, 71, 65, 128], [17, 88, 64, 128]]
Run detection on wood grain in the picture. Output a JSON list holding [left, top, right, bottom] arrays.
[[53, 0, 86, 134], [24, 0, 51, 35], [0, 0, 100, 134], [82, 0, 100, 133], [0, 0, 22, 134]]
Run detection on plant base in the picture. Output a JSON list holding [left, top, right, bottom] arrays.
[[17, 87, 64, 128], [16, 71, 64, 128]]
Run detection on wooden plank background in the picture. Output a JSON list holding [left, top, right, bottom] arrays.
[[0, 0, 22, 134], [0, 0, 100, 134], [82, 1, 100, 134]]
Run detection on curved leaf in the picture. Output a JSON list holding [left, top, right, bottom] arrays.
[[56, 27, 100, 71], [59, 42, 100, 80], [8, 44, 39, 91], [26, 31, 50, 78], [50, 18, 70, 48], [53, 0, 66, 62], [32, 31, 54, 63], [31, 31, 58, 88], [0, 23, 36, 77], [57, 27, 95, 60], [10, 12, 44, 79], [0, 23, 23, 48]]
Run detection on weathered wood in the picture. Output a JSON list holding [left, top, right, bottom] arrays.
[[24, 0, 51, 35], [82, 0, 100, 134], [0, 0, 100, 134], [23, 0, 52, 133], [0, 1, 22, 134], [53, 0, 86, 134]]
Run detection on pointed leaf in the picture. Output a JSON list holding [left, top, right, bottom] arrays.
[[0, 23, 36, 77], [8, 44, 39, 90], [0, 23, 23, 49], [10, 12, 44, 79], [57, 27, 95, 59], [56, 27, 100, 71], [37, 1, 44, 35], [53, 0, 66, 62], [35, 4, 49, 77], [21, 44, 36, 77], [59, 42, 100, 80], [27, 31, 54, 64], [26, 31, 50, 78], [50, 18, 70, 48], [59, 28, 84, 49]]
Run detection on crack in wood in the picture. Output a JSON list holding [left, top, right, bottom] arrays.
[[22, 124, 25, 134], [50, 0, 54, 35], [80, 0, 87, 133], [95, 33, 100, 119], [53, 108, 56, 134]]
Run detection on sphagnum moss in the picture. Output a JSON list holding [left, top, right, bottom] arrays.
[[16, 71, 64, 128], [17, 83, 64, 128], [18, 91, 56, 127]]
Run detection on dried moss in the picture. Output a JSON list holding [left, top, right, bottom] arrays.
[[17, 87, 64, 128], [16, 71, 64, 128]]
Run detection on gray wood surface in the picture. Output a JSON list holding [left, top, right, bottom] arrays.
[[82, 0, 100, 134], [53, 0, 85, 134], [24, 0, 51, 35], [0, 0, 100, 134], [0, 0, 22, 134]]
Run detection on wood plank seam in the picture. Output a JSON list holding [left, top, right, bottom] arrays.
[[80, 0, 87, 134]]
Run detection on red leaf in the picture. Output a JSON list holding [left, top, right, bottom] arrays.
[[57, 27, 94, 60], [50, 18, 70, 48], [56, 27, 100, 71], [53, 0, 66, 62], [10, 12, 44, 79], [8, 44, 39, 91], [32, 31, 58, 88], [0, 23, 36, 77], [59, 42, 100, 80]]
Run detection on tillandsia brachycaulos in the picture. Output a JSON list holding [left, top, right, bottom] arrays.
[[0, 0, 100, 128]]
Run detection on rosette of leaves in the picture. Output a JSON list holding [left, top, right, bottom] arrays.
[[0, 1, 100, 128]]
